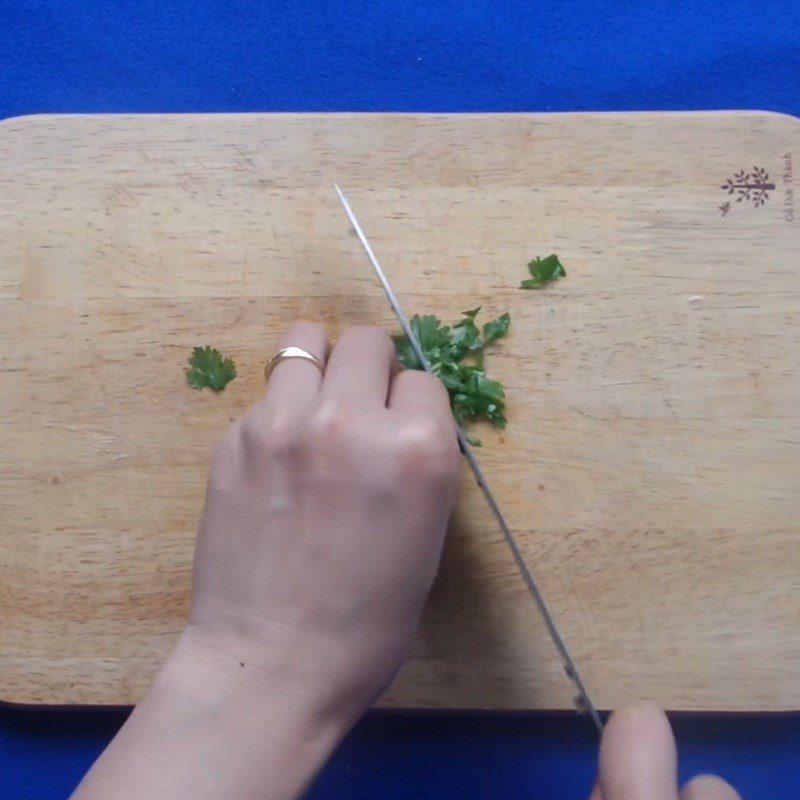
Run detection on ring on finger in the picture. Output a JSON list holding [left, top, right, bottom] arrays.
[[264, 346, 325, 382]]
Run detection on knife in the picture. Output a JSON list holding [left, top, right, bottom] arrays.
[[334, 184, 603, 733]]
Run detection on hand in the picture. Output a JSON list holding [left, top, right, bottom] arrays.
[[188, 321, 460, 719], [72, 322, 460, 800], [590, 706, 741, 800]]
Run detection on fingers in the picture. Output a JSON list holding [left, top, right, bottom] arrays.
[[388, 369, 455, 428], [322, 326, 396, 405], [594, 706, 740, 800], [680, 775, 741, 800], [597, 705, 678, 800], [263, 322, 329, 406]]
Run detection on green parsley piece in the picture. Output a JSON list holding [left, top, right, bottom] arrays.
[[482, 311, 511, 345], [520, 254, 567, 288], [393, 308, 510, 439], [186, 346, 237, 390]]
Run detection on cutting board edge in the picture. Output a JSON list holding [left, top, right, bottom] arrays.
[[1, 691, 798, 714], [1, 108, 799, 134]]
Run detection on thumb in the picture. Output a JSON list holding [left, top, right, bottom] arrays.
[[592, 705, 678, 800]]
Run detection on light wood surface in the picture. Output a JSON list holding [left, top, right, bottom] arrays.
[[0, 112, 798, 710]]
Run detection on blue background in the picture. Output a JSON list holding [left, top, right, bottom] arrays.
[[1, 1, 799, 797]]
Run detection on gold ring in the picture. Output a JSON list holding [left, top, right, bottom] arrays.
[[264, 346, 325, 381]]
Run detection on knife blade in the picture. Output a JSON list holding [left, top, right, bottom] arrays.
[[334, 184, 603, 733]]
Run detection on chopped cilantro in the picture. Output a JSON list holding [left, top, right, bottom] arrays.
[[394, 309, 510, 439], [520, 254, 567, 288]]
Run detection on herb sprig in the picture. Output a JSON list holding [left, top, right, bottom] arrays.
[[186, 346, 237, 390]]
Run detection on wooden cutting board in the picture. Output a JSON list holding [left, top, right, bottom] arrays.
[[1, 112, 798, 711]]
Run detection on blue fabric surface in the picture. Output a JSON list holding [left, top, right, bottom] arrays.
[[1, 0, 800, 117], [1, 1, 799, 798], [2, 707, 799, 799]]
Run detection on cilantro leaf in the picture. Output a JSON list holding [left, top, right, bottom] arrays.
[[482, 312, 510, 345], [393, 308, 510, 441], [460, 306, 482, 321], [186, 346, 237, 390], [521, 254, 567, 288], [472, 371, 505, 401], [451, 308, 482, 358], [412, 315, 452, 351]]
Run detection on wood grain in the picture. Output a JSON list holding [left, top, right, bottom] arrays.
[[0, 112, 798, 710]]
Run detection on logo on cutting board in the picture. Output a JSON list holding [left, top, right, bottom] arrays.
[[718, 165, 774, 216]]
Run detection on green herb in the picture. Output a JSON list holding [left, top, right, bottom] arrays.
[[186, 346, 237, 390], [394, 308, 510, 440], [482, 311, 511, 344], [520, 254, 567, 288]]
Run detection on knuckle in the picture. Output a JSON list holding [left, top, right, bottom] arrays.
[[239, 410, 303, 459], [307, 400, 353, 445], [396, 417, 459, 479]]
